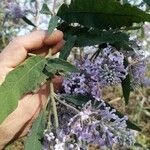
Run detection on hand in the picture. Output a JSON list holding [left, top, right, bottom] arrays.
[[0, 30, 64, 149]]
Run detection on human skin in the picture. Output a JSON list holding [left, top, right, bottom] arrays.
[[0, 30, 64, 149]]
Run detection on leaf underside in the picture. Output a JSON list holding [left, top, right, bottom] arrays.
[[46, 58, 79, 73], [48, 16, 60, 35], [0, 56, 48, 123], [25, 111, 46, 150]]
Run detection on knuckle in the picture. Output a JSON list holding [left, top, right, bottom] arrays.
[[11, 37, 20, 44], [10, 36, 22, 47]]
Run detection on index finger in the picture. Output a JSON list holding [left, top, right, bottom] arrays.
[[0, 30, 63, 68]]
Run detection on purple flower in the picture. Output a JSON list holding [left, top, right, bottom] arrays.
[[128, 52, 148, 88], [43, 129, 81, 150], [67, 100, 135, 148], [142, 77, 150, 87], [95, 47, 127, 86], [43, 100, 135, 149], [62, 46, 127, 99], [62, 73, 90, 95], [5, 2, 24, 21]]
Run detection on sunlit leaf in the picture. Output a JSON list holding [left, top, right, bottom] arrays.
[[0, 56, 48, 123], [25, 111, 46, 150]]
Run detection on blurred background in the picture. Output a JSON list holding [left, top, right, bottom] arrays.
[[0, 0, 150, 149]]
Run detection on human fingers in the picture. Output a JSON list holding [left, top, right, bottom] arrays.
[[0, 30, 63, 68], [32, 39, 65, 56], [18, 76, 63, 138], [0, 83, 49, 148]]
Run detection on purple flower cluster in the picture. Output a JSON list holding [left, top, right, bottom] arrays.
[[67, 100, 134, 149], [63, 46, 127, 99], [128, 51, 148, 88], [6, 2, 24, 21], [43, 130, 80, 150], [143, 77, 150, 87], [94, 47, 127, 86], [43, 100, 135, 150]]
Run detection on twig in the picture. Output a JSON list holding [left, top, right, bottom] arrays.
[[52, 0, 56, 16], [45, 48, 52, 58], [109, 97, 121, 104], [55, 95, 80, 114], [34, 0, 40, 27], [50, 82, 59, 129], [47, 99, 52, 130], [28, 53, 36, 57]]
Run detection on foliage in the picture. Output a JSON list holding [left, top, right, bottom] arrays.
[[0, 56, 48, 123], [57, 0, 150, 29], [0, 0, 150, 149], [25, 111, 46, 150]]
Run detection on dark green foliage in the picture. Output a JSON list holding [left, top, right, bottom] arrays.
[[61, 94, 93, 106], [22, 16, 36, 27], [143, 0, 150, 6], [58, 25, 132, 50], [122, 74, 131, 105], [57, 0, 150, 29], [46, 58, 79, 74], [48, 16, 60, 35], [59, 36, 77, 60], [40, 3, 51, 15]]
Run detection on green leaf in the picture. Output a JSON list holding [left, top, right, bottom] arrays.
[[59, 36, 77, 60], [57, 0, 150, 29], [134, 143, 144, 148], [143, 0, 150, 6], [74, 29, 129, 47], [146, 109, 150, 112], [46, 58, 79, 73], [48, 16, 60, 35], [61, 94, 92, 106], [58, 25, 132, 50], [143, 109, 150, 117], [121, 74, 131, 105], [30, 0, 36, 2], [126, 119, 142, 131], [0, 56, 48, 123], [40, 3, 51, 15], [25, 111, 46, 150], [112, 41, 133, 51], [22, 16, 36, 27], [122, 0, 129, 4]]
